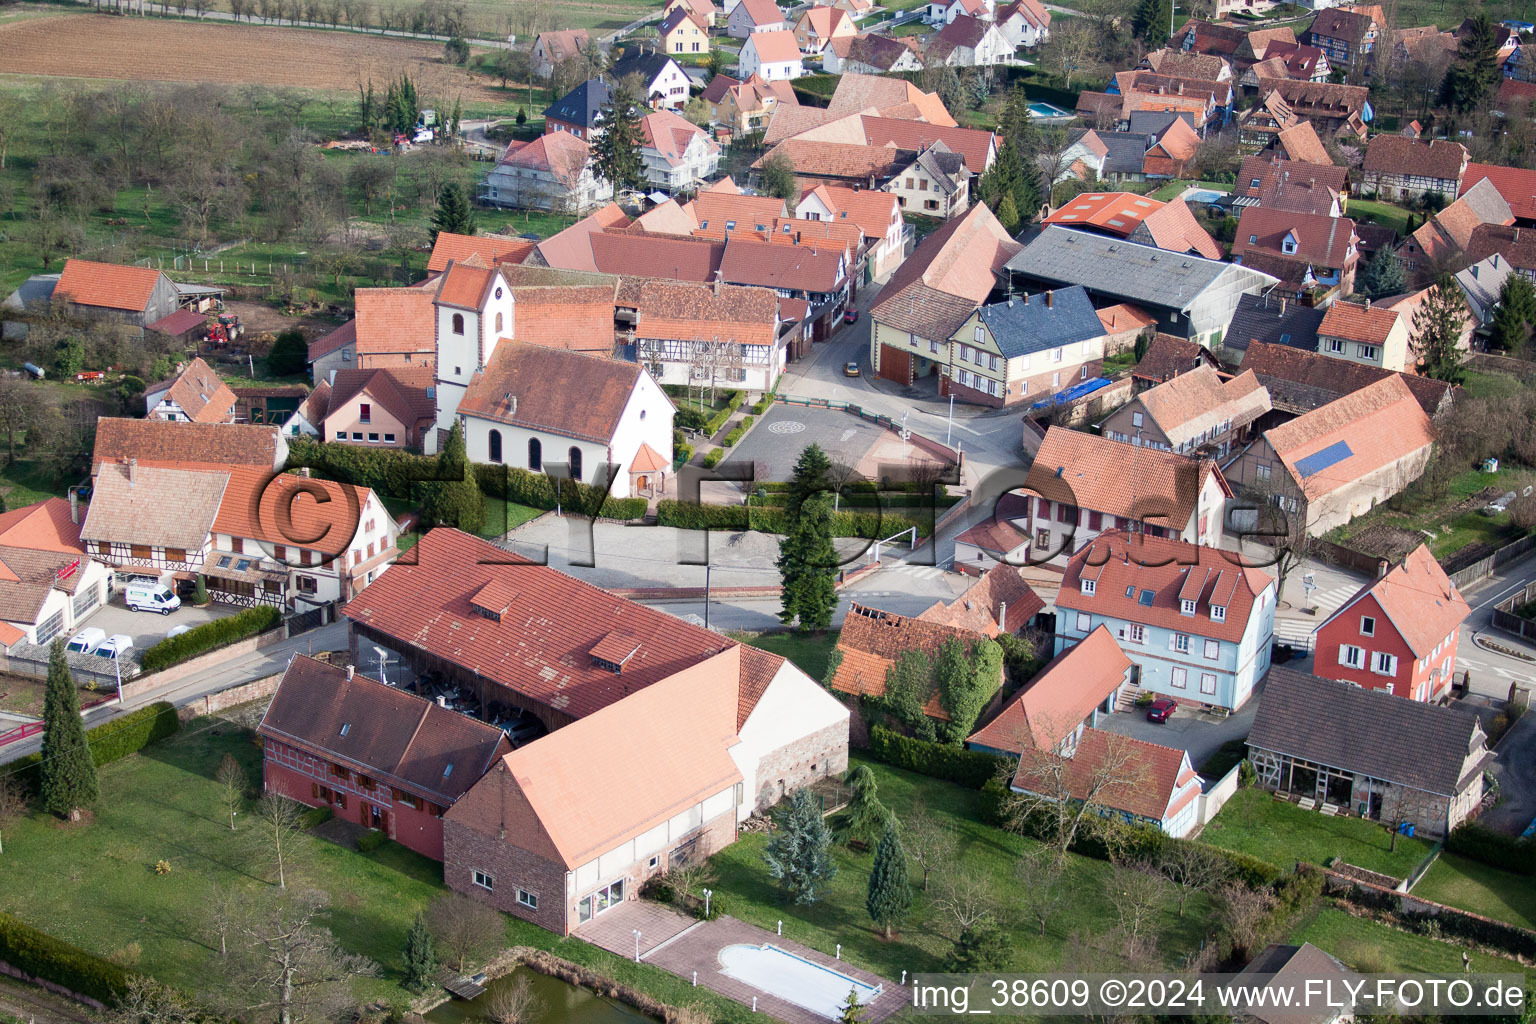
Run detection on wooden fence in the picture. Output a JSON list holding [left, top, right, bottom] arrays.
[[1491, 580, 1536, 643], [1448, 534, 1536, 590]]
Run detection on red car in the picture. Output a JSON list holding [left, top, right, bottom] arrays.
[[843, 309, 859, 324], [1146, 698, 1177, 723]]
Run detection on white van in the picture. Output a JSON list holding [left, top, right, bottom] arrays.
[[125, 582, 181, 616], [65, 627, 107, 654]]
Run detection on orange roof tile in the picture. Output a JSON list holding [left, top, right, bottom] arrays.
[[427, 233, 535, 274], [1097, 303, 1158, 333], [1322, 543, 1469, 658], [746, 29, 802, 63], [918, 567, 1043, 635], [1317, 300, 1400, 345], [1026, 426, 1220, 529], [968, 626, 1129, 752], [353, 286, 437, 356], [212, 468, 377, 557], [1012, 727, 1199, 822], [830, 603, 993, 718], [54, 258, 165, 312], [458, 344, 644, 444], [149, 357, 238, 424], [91, 418, 282, 473]]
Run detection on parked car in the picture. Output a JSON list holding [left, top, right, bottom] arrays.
[[97, 635, 134, 659], [125, 581, 181, 615], [843, 309, 859, 324], [1145, 697, 1177, 723], [166, 624, 192, 639], [843, 361, 860, 377], [65, 627, 107, 655]]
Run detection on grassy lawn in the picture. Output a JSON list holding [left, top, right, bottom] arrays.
[[1344, 198, 1413, 237], [1333, 464, 1533, 562], [1147, 179, 1233, 202], [707, 756, 1214, 981], [1103, 350, 1138, 375], [0, 672, 105, 718], [0, 720, 761, 1022], [729, 630, 839, 682], [0, 458, 71, 505], [479, 497, 545, 539], [1201, 789, 1433, 878], [1461, 369, 1527, 399], [1291, 906, 1527, 972], [1413, 853, 1536, 930]]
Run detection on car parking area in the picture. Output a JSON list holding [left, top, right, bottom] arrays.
[[78, 596, 241, 655]]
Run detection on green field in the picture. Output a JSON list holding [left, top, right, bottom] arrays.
[[1201, 789, 1434, 879], [1291, 906, 1528, 972], [730, 630, 840, 682], [1332, 463, 1533, 562], [1344, 198, 1415, 237], [1413, 853, 1536, 930]]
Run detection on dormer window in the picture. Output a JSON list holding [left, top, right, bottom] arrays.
[[1081, 579, 1096, 595], [591, 631, 641, 673], [339, 723, 351, 737], [1180, 599, 1196, 616], [1281, 233, 1298, 255], [1211, 604, 1226, 622]]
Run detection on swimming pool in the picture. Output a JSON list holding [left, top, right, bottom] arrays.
[[1187, 189, 1226, 204], [1028, 101, 1071, 118], [718, 943, 882, 1019]]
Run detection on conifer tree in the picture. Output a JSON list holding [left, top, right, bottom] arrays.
[[835, 764, 891, 847], [430, 181, 476, 242], [763, 788, 836, 905], [40, 639, 96, 821], [402, 911, 439, 991], [865, 824, 912, 939], [1411, 274, 1470, 384], [777, 493, 838, 631]]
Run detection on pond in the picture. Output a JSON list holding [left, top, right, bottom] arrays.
[[424, 967, 657, 1024]]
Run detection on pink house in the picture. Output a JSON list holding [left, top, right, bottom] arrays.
[[321, 366, 437, 449]]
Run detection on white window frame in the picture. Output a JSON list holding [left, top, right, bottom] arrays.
[[1210, 605, 1226, 622], [1199, 672, 1217, 695], [517, 889, 538, 909], [1081, 579, 1096, 595], [1128, 624, 1146, 644], [472, 869, 494, 891], [1371, 651, 1398, 676], [1175, 633, 1191, 653], [1360, 615, 1375, 637], [1340, 644, 1365, 669], [1171, 666, 1187, 688]]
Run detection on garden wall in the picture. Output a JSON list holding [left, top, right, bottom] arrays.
[[1197, 763, 1243, 827], [118, 628, 285, 701], [176, 671, 285, 721]]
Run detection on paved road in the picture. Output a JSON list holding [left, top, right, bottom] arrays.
[[0, 622, 348, 767]]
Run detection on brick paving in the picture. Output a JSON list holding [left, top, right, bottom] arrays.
[[578, 902, 907, 1022]]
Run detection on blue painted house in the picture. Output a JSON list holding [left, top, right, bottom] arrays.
[[1055, 531, 1276, 711]]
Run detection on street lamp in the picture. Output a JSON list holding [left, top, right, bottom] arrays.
[[702, 888, 713, 917], [632, 929, 642, 963], [945, 393, 955, 445]]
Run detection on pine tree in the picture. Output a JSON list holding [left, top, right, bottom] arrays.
[[997, 192, 1020, 232], [430, 181, 476, 242], [777, 493, 838, 631], [40, 639, 96, 820], [948, 916, 1010, 971], [839, 989, 869, 1024], [1491, 273, 1536, 354], [787, 443, 832, 516], [1411, 274, 1470, 384], [763, 788, 836, 905], [1357, 248, 1406, 300], [402, 911, 439, 991], [1132, 0, 1172, 43], [1444, 14, 1503, 111], [834, 765, 890, 847], [593, 84, 645, 195], [864, 824, 911, 939]]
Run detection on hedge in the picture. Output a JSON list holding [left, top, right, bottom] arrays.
[[721, 415, 754, 448], [138, 606, 282, 674], [674, 391, 745, 437], [1446, 821, 1536, 876], [7, 701, 181, 795], [749, 491, 961, 510], [702, 449, 725, 469], [868, 725, 1008, 788], [0, 912, 130, 1005], [750, 394, 775, 415], [655, 501, 933, 538]]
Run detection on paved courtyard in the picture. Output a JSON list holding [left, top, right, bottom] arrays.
[[84, 594, 239, 652], [578, 901, 906, 1023], [721, 404, 941, 486], [1095, 686, 1265, 774]]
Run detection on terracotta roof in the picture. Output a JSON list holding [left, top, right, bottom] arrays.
[[0, 499, 91, 628], [1363, 135, 1467, 182], [509, 285, 619, 353], [81, 462, 227, 550], [719, 236, 844, 293], [309, 319, 356, 361], [1317, 300, 1400, 345], [634, 279, 778, 347], [745, 28, 801, 63], [1251, 667, 1486, 796], [446, 645, 743, 869], [427, 233, 534, 274], [92, 418, 281, 472], [326, 366, 436, 430], [1097, 303, 1157, 334], [457, 344, 645, 444], [1043, 192, 1164, 235], [298, 379, 332, 423], [499, 131, 591, 183], [1460, 162, 1536, 222], [954, 516, 1027, 558], [1233, 206, 1357, 267], [1138, 199, 1223, 260], [149, 357, 237, 424], [1025, 427, 1220, 530], [758, 137, 904, 182], [1324, 543, 1468, 659], [1264, 375, 1437, 502], [1133, 366, 1272, 448], [1176, 19, 1246, 57], [737, 0, 783, 24], [343, 528, 745, 722], [829, 603, 989, 718], [536, 205, 631, 272], [798, 183, 898, 242], [918, 567, 1043, 635], [1012, 726, 1199, 822], [261, 656, 510, 806], [796, 5, 850, 38], [1235, 155, 1348, 205], [826, 75, 955, 126], [1407, 177, 1514, 262], [353, 286, 436, 356], [1244, 24, 1298, 57], [858, 116, 995, 173], [1496, 77, 1536, 112], [640, 109, 716, 168], [1057, 531, 1273, 644], [690, 190, 788, 231], [1241, 341, 1452, 415], [870, 203, 1019, 341], [1132, 333, 1208, 383], [1143, 47, 1229, 79], [589, 232, 724, 282], [53, 258, 165, 312], [210, 468, 378, 556], [1272, 122, 1333, 165], [969, 626, 1129, 752], [146, 309, 208, 336]]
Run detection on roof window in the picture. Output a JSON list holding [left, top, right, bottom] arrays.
[[339, 723, 351, 737]]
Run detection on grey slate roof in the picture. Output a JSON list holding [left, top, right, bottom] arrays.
[[903, 145, 968, 197], [1006, 226, 1277, 312], [544, 78, 611, 129], [1127, 110, 1196, 136], [1226, 292, 1325, 353], [974, 286, 1102, 359], [1248, 667, 1489, 796], [1096, 130, 1154, 176], [611, 51, 682, 94]]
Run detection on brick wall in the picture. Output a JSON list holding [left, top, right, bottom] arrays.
[[176, 671, 283, 721], [751, 717, 849, 812]]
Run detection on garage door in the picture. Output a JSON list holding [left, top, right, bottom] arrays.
[[878, 344, 911, 385]]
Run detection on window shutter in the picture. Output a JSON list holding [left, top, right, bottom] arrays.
[[1338, 644, 1348, 665], [1168, 634, 1176, 651]]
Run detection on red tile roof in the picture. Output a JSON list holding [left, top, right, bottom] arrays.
[[444, 646, 743, 868], [261, 655, 511, 805], [588, 232, 724, 282], [499, 131, 592, 183], [1322, 543, 1469, 659], [213, 468, 378, 557], [1133, 366, 1272, 447], [0, 499, 91, 628], [1363, 135, 1468, 183], [1097, 303, 1158, 334], [736, 0, 783, 25], [1139, 198, 1223, 260], [1459, 162, 1536, 222], [968, 626, 1129, 752], [719, 236, 845, 293], [458, 344, 646, 444], [1012, 726, 1199, 823], [870, 203, 1019, 342], [1264, 375, 1437, 502], [1272, 122, 1332, 165], [353, 286, 437, 357], [1132, 333, 1209, 383], [745, 28, 802, 63], [309, 319, 356, 361], [1317, 299, 1400, 345], [918, 567, 1043, 635], [1233, 206, 1357, 268], [1044, 192, 1163, 235], [92, 418, 282, 473], [343, 528, 746, 721], [1056, 531, 1273, 644], [428, 233, 535, 274], [829, 603, 990, 718], [149, 357, 237, 424], [797, 183, 899, 242], [1026, 427, 1222, 530], [536, 204, 632, 272], [634, 279, 779, 348], [954, 517, 1027, 557], [858, 115, 996, 172], [54, 259, 165, 312], [326, 366, 436, 431]]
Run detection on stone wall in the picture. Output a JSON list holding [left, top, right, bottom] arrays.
[[751, 716, 849, 812], [118, 627, 287, 701], [176, 672, 283, 721]]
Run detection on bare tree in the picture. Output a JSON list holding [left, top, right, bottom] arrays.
[[104, 976, 196, 1024], [0, 376, 41, 464], [1014, 847, 1068, 936], [1156, 840, 1226, 917], [900, 800, 956, 892], [484, 975, 542, 1024], [1041, 21, 1101, 90], [0, 774, 24, 855], [1213, 880, 1277, 959], [932, 870, 996, 939], [666, 856, 717, 903], [227, 888, 378, 1024], [1105, 861, 1169, 942], [255, 792, 304, 889], [216, 753, 247, 832], [426, 891, 505, 974], [207, 883, 245, 959], [1000, 722, 1151, 861]]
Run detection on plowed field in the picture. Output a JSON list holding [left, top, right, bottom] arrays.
[[0, 13, 502, 101]]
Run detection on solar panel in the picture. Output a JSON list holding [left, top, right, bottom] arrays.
[[1295, 440, 1354, 478]]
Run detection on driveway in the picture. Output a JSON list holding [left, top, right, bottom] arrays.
[[82, 597, 240, 654], [720, 403, 929, 484], [1095, 686, 1262, 775], [1483, 704, 1536, 834]]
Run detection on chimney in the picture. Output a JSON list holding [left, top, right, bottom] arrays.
[[299, 467, 311, 477], [1021, 292, 1029, 305], [1364, 297, 1371, 310], [128, 458, 137, 485], [1046, 290, 1054, 308], [1279, 296, 1287, 315], [346, 664, 355, 679], [69, 489, 79, 525]]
